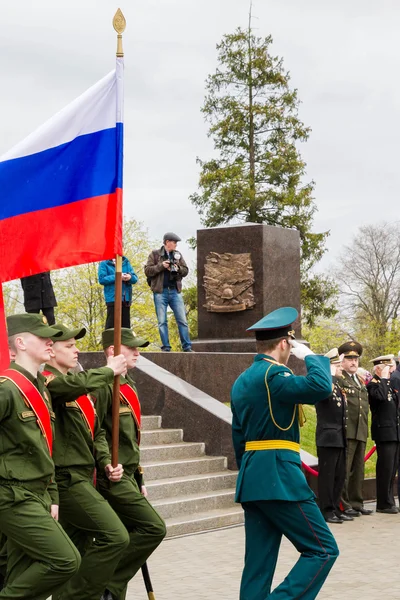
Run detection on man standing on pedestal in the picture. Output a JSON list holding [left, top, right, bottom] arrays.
[[337, 341, 373, 517]]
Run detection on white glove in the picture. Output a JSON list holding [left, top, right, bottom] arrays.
[[289, 339, 314, 361]]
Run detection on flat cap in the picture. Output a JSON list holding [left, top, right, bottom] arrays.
[[324, 348, 342, 364], [51, 323, 86, 342], [338, 341, 363, 358], [370, 354, 395, 366], [163, 232, 181, 243], [102, 328, 149, 350], [247, 307, 297, 341], [7, 313, 63, 339]]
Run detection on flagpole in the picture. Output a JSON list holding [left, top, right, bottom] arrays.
[[111, 8, 126, 468]]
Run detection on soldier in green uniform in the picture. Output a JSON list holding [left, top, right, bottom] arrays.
[[337, 341, 373, 517], [93, 328, 166, 600], [42, 323, 130, 600], [231, 307, 339, 600], [0, 314, 81, 599]]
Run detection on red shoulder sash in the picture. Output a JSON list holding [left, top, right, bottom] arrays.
[[120, 383, 141, 444], [42, 371, 95, 439], [0, 369, 53, 455]]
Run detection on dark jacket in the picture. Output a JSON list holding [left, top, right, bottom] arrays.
[[20, 272, 57, 311], [367, 376, 400, 442], [98, 257, 138, 304], [336, 371, 369, 442], [316, 377, 347, 448], [144, 246, 189, 294]]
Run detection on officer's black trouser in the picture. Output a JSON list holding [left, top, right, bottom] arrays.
[[376, 441, 399, 510], [317, 446, 346, 517], [105, 303, 131, 330]]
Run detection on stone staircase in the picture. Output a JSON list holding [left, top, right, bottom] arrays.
[[141, 415, 243, 537]]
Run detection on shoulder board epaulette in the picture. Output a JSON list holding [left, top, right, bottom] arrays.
[[0, 378, 6, 384], [44, 373, 56, 386], [371, 378, 378, 383]]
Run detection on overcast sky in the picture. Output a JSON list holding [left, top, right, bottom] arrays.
[[1, 0, 399, 273]]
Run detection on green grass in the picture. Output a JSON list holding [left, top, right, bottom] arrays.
[[301, 405, 377, 478]]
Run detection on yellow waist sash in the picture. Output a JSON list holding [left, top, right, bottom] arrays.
[[245, 440, 300, 452]]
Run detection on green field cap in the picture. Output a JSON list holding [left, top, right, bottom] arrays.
[[51, 323, 86, 342], [102, 328, 150, 350], [7, 313, 63, 339]]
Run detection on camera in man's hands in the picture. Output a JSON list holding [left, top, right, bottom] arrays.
[[169, 251, 181, 278]]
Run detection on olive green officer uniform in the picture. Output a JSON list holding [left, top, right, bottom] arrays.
[[93, 328, 166, 600], [0, 314, 81, 600], [336, 342, 369, 512], [43, 324, 129, 600], [231, 308, 338, 600]]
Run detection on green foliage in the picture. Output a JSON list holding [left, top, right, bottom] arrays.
[[303, 319, 350, 355], [190, 24, 336, 320]]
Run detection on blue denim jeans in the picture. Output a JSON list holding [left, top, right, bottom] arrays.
[[153, 288, 192, 351]]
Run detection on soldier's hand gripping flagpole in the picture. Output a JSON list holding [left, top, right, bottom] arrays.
[[112, 10, 156, 599]]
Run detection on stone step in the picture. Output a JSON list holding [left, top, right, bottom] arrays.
[[140, 442, 205, 463], [146, 471, 238, 501], [152, 489, 236, 519], [165, 507, 244, 538], [142, 456, 228, 481], [140, 428, 183, 445], [141, 415, 162, 431]]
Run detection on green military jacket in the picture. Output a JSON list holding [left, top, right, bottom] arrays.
[[231, 354, 332, 503], [336, 371, 369, 442], [93, 374, 140, 478], [44, 364, 113, 474], [0, 363, 58, 503]]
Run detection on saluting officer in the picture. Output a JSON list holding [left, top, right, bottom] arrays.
[[367, 355, 400, 514], [0, 314, 81, 599], [316, 349, 351, 524], [231, 307, 338, 600], [93, 328, 166, 600], [337, 341, 373, 517], [43, 324, 130, 600]]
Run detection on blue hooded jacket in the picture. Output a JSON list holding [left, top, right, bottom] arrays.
[[98, 257, 138, 304]]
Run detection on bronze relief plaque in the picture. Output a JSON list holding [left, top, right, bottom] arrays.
[[203, 252, 255, 313]]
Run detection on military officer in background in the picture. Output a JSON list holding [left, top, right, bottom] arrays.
[[367, 355, 400, 514], [94, 328, 166, 600], [43, 324, 130, 600], [316, 349, 351, 524], [231, 307, 338, 600], [0, 314, 81, 598], [337, 341, 373, 517]]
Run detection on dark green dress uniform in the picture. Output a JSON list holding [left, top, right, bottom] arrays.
[[231, 308, 338, 600], [93, 328, 166, 600], [43, 323, 130, 600], [0, 314, 81, 600]]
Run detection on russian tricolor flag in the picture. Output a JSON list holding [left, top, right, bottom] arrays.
[[0, 58, 124, 282], [0, 57, 124, 366]]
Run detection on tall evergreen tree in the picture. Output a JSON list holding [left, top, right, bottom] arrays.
[[190, 22, 337, 324]]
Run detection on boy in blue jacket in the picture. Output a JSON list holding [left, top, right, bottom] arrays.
[[98, 257, 138, 329]]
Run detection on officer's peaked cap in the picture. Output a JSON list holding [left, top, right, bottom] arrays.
[[338, 341, 363, 358], [247, 307, 298, 341], [370, 354, 395, 366]]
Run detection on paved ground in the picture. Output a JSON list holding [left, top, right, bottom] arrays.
[[127, 504, 400, 599]]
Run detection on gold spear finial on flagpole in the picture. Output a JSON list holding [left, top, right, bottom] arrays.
[[113, 8, 126, 57]]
